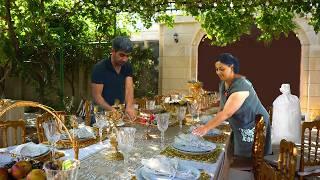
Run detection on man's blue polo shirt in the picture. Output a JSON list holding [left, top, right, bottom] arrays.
[[91, 57, 133, 106]]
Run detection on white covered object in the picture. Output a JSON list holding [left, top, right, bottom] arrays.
[[272, 84, 301, 144]]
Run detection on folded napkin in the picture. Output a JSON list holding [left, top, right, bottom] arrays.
[[62, 126, 96, 140], [141, 156, 200, 179], [174, 133, 216, 150], [10, 142, 49, 157], [199, 115, 214, 124], [141, 156, 178, 176]]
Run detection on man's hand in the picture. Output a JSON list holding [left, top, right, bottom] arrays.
[[125, 107, 136, 121]]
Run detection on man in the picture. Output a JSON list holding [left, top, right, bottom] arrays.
[[91, 36, 136, 120]]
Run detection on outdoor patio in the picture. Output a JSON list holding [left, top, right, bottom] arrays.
[[1, 1, 320, 180]]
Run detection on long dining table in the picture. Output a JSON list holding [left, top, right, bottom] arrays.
[[0, 115, 232, 180], [74, 120, 231, 180]]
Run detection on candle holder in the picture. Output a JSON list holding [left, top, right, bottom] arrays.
[[105, 125, 124, 160]]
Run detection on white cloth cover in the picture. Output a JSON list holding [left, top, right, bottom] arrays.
[[272, 84, 301, 144]]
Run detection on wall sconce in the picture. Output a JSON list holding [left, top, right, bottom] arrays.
[[173, 33, 179, 43]]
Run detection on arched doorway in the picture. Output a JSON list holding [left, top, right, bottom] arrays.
[[198, 29, 301, 107]]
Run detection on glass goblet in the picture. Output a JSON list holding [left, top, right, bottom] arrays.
[[43, 120, 61, 160], [157, 113, 170, 148], [95, 113, 107, 144], [177, 106, 187, 130], [117, 127, 136, 178], [188, 101, 199, 122]]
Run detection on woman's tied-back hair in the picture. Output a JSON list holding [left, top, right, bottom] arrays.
[[216, 53, 240, 73], [112, 36, 133, 53]]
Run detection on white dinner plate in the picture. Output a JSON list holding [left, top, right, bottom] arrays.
[[136, 163, 200, 180], [172, 142, 216, 155]]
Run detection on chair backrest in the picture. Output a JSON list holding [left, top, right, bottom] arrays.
[[83, 100, 91, 126], [252, 114, 266, 178], [267, 106, 273, 126], [300, 121, 320, 172], [154, 95, 163, 105], [36, 111, 65, 143], [135, 97, 147, 109], [0, 120, 26, 148], [278, 139, 298, 179], [258, 161, 277, 180]]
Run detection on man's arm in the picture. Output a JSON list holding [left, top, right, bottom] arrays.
[[91, 83, 114, 111], [124, 76, 136, 119]]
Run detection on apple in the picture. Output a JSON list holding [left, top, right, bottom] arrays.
[[26, 169, 46, 180], [15, 161, 32, 174], [11, 164, 26, 179], [0, 168, 8, 180]]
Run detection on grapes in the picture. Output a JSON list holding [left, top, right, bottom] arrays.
[[31, 162, 43, 169]]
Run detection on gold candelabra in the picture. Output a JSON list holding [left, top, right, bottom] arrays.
[[104, 112, 124, 161]]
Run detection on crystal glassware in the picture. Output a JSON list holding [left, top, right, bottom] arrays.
[[95, 112, 107, 144], [157, 113, 170, 148], [44, 159, 80, 180], [116, 127, 136, 178], [176, 106, 187, 130], [43, 120, 61, 160], [188, 101, 199, 122]]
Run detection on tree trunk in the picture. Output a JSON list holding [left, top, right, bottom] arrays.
[[4, 0, 20, 60]]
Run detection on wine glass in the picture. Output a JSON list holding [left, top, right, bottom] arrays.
[[43, 120, 61, 160], [95, 112, 107, 144], [188, 101, 199, 122], [63, 96, 74, 114], [117, 127, 136, 178], [157, 113, 170, 148], [176, 106, 187, 130]]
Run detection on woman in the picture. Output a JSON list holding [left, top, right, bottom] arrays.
[[192, 53, 271, 157]]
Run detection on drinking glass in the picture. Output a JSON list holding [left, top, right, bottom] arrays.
[[43, 120, 61, 160], [63, 96, 74, 113], [188, 101, 199, 122], [44, 159, 80, 180], [117, 127, 136, 178], [157, 113, 170, 148], [95, 113, 107, 144], [176, 106, 187, 130], [146, 100, 155, 110]]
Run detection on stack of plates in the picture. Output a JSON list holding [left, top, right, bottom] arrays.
[[172, 134, 216, 154]]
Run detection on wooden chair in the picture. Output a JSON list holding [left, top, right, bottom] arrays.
[[135, 97, 147, 110], [252, 114, 267, 178], [83, 100, 92, 126], [0, 120, 26, 148], [36, 111, 65, 143], [267, 106, 273, 126], [258, 161, 277, 180], [230, 114, 266, 179], [258, 139, 297, 180], [278, 139, 298, 179], [298, 121, 320, 179], [154, 95, 163, 105]]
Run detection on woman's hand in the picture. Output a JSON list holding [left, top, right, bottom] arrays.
[[192, 125, 209, 137]]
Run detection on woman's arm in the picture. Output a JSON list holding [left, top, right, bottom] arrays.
[[192, 91, 249, 136]]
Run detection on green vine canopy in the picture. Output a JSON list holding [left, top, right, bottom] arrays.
[[0, 0, 319, 104]]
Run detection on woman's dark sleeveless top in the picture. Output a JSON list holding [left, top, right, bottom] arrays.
[[219, 77, 272, 157]]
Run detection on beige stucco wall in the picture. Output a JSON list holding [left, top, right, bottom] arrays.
[[159, 16, 320, 117]]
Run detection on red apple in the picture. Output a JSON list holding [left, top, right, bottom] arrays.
[[0, 168, 8, 180], [15, 161, 32, 174], [11, 164, 26, 179]]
